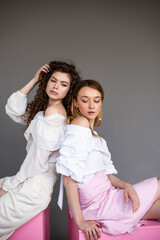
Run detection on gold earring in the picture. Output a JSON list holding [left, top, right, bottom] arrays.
[[96, 110, 102, 126]]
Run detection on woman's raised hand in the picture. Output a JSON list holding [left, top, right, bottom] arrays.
[[19, 64, 51, 95], [0, 188, 6, 197], [78, 219, 101, 240], [124, 183, 140, 213], [33, 64, 51, 83]]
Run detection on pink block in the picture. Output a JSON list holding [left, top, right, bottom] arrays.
[[68, 213, 160, 240], [8, 207, 50, 240]]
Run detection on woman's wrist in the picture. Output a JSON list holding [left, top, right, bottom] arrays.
[[75, 215, 84, 228], [31, 77, 39, 85], [124, 182, 132, 189]]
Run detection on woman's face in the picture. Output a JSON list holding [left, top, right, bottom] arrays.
[[46, 71, 71, 103], [74, 86, 102, 121]]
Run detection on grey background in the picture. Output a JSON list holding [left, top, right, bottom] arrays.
[[0, 0, 160, 239]]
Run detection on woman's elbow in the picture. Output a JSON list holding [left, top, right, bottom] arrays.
[[63, 175, 76, 187]]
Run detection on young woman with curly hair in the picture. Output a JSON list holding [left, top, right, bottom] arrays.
[[0, 61, 81, 239]]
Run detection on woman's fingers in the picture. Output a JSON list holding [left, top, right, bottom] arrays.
[[93, 225, 101, 239], [41, 64, 51, 73], [34, 64, 51, 83], [38, 64, 50, 74], [124, 185, 140, 213], [94, 221, 102, 228], [130, 196, 136, 213], [124, 191, 129, 203], [130, 193, 140, 213], [85, 230, 89, 240], [84, 221, 101, 240], [90, 229, 96, 240], [85, 229, 97, 240], [0, 188, 6, 197]]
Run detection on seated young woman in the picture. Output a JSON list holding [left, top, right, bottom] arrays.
[[56, 80, 160, 240], [0, 61, 81, 240]]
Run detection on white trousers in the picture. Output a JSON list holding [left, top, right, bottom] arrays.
[[0, 163, 58, 240]]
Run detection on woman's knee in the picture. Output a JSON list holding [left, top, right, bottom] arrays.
[[155, 178, 160, 201]]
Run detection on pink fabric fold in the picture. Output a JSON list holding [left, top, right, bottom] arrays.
[[77, 171, 158, 235]]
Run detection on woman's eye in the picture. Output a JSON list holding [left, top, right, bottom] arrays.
[[51, 79, 56, 82], [82, 100, 88, 103], [95, 100, 100, 103], [61, 83, 67, 87]]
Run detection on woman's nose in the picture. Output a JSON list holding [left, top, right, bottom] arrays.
[[54, 82, 59, 89], [89, 101, 95, 109]]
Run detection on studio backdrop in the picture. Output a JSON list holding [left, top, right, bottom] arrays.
[[0, 1, 160, 239]]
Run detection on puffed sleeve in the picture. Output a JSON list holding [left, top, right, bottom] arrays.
[[2, 142, 51, 191], [2, 113, 66, 191], [56, 124, 92, 182], [24, 112, 66, 151], [102, 141, 118, 175], [5, 91, 27, 125]]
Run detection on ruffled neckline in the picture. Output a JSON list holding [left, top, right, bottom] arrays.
[[67, 124, 98, 135], [36, 111, 67, 120]]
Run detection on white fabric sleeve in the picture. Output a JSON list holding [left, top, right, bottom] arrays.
[[2, 142, 51, 191], [24, 113, 66, 151], [5, 91, 28, 125], [96, 136, 117, 175], [103, 143, 118, 175], [56, 125, 91, 182], [2, 113, 66, 191]]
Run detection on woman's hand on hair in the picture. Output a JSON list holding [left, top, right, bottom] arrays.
[[124, 183, 140, 213], [77, 219, 101, 240], [33, 64, 51, 83], [19, 64, 51, 95], [0, 188, 6, 197]]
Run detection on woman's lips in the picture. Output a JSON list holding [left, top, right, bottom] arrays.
[[88, 111, 95, 115], [50, 90, 58, 95]]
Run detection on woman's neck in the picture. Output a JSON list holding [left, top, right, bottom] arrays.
[[48, 99, 62, 107]]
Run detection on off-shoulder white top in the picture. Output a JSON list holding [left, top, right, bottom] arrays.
[[56, 124, 117, 188], [2, 91, 67, 191]]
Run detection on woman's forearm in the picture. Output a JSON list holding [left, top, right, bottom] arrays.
[[19, 64, 50, 95], [63, 176, 84, 227], [107, 174, 130, 189], [108, 174, 140, 212], [19, 78, 38, 95]]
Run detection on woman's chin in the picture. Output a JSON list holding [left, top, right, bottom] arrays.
[[85, 115, 97, 121]]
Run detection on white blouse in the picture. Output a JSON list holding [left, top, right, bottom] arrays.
[[56, 124, 117, 188], [2, 91, 67, 191]]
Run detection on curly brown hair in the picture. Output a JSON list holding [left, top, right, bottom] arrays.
[[26, 61, 81, 127]]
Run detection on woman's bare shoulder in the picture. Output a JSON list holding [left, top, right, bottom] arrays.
[[45, 105, 66, 117], [71, 116, 89, 128]]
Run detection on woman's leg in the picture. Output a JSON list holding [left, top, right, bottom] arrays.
[[0, 163, 58, 240], [142, 178, 160, 220]]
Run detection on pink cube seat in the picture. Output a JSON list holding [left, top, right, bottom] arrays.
[[8, 206, 50, 240], [68, 213, 160, 240]]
